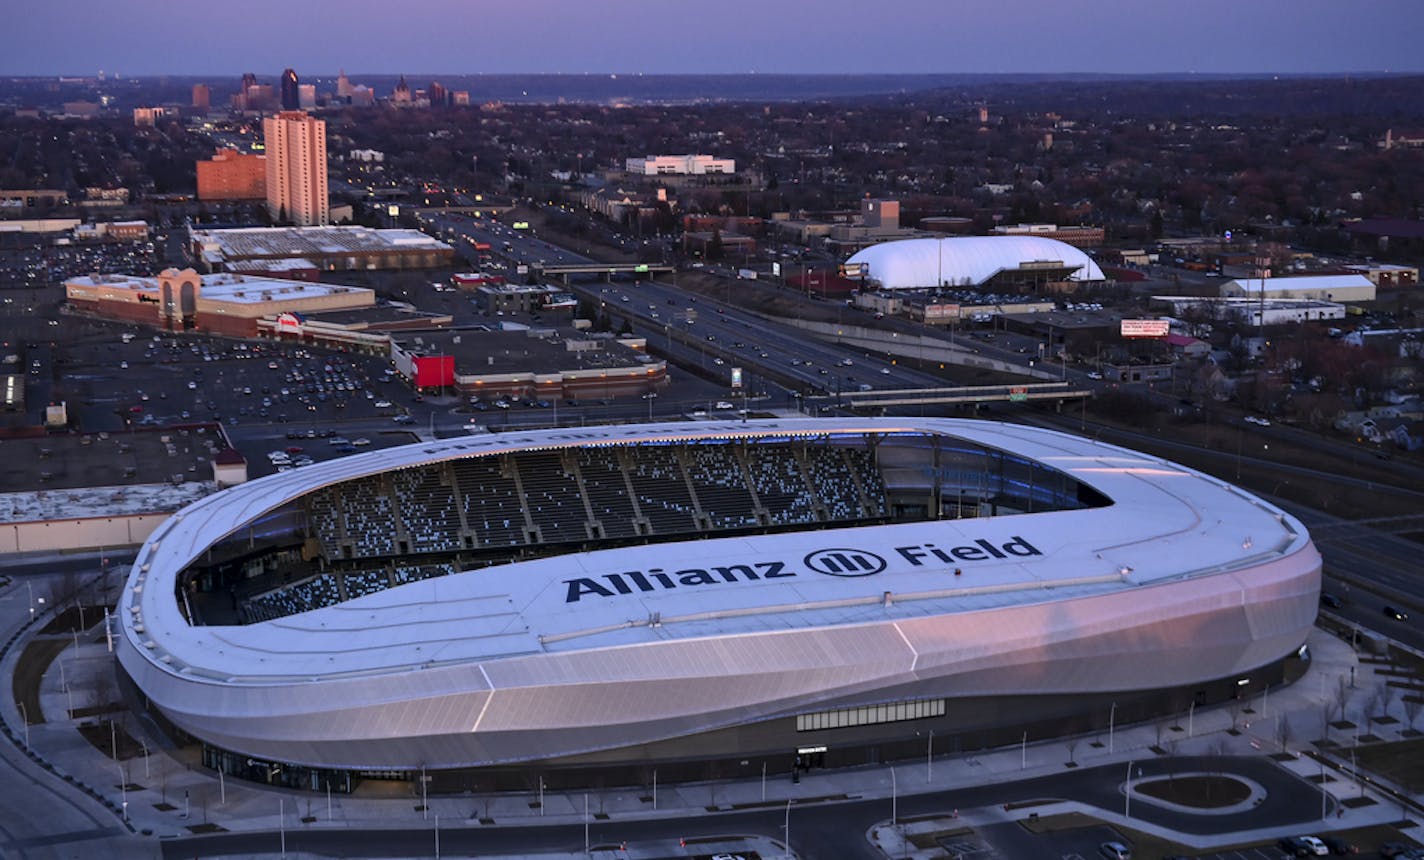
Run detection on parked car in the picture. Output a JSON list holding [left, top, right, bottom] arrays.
[[1279, 836, 1329, 857], [1099, 842, 1131, 860]]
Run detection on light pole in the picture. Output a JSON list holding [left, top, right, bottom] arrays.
[[1188, 700, 1195, 738], [890, 765, 897, 834], [926, 730, 934, 784], [118, 762, 127, 822], [420, 765, 429, 820], [1124, 760, 1134, 819], [783, 798, 793, 860], [17, 701, 28, 747], [1109, 702, 1117, 753]]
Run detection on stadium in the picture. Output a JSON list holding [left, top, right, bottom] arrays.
[[116, 418, 1319, 793], [846, 236, 1107, 289]]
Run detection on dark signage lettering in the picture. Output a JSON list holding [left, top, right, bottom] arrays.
[[894, 536, 1042, 566], [562, 537, 1042, 603]]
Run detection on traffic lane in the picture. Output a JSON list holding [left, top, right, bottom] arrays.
[[881, 755, 1326, 837], [978, 820, 1132, 860], [1321, 543, 1424, 618], [620, 301, 924, 389], [162, 809, 788, 860], [156, 755, 1317, 860]]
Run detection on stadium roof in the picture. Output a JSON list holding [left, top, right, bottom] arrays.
[[846, 236, 1106, 289], [122, 418, 1309, 685], [1222, 274, 1373, 294]]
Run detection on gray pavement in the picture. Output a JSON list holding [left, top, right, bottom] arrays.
[[3, 565, 1423, 859]]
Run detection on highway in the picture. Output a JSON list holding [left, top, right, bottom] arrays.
[[418, 210, 985, 401], [1028, 413, 1424, 653]]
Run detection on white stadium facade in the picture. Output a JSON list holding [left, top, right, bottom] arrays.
[[117, 418, 1319, 792], [847, 236, 1107, 289]]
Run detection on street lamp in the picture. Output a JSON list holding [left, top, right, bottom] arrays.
[[1108, 702, 1117, 753], [26, 582, 44, 620], [1124, 760, 1134, 818], [783, 798, 793, 860]]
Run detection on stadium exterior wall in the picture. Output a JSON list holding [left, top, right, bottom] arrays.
[[114, 418, 1320, 789]]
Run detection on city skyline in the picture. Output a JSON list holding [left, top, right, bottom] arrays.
[[6, 0, 1424, 77]]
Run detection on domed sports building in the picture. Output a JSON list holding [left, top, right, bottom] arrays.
[[117, 418, 1318, 793], [847, 236, 1106, 290]]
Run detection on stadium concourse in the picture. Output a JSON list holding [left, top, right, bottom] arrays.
[[116, 417, 1319, 794]]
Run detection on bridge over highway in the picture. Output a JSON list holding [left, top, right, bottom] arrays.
[[824, 381, 1092, 409], [535, 262, 675, 282]]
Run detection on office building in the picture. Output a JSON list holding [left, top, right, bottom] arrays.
[[263, 111, 328, 227], [280, 68, 299, 111], [196, 149, 267, 201]]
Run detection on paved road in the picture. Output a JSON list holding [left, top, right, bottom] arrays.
[[0, 574, 154, 860], [156, 756, 1324, 860]]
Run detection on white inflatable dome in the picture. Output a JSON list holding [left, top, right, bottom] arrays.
[[848, 236, 1105, 289]]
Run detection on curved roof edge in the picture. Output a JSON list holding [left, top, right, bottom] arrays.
[[847, 236, 1106, 289]]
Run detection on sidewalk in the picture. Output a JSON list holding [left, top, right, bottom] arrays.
[[7, 608, 1423, 858]]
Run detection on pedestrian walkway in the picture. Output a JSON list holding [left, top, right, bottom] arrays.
[[4, 588, 1423, 860]]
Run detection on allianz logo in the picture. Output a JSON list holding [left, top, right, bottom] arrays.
[[561, 536, 1042, 603]]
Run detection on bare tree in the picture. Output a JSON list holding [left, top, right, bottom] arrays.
[[1403, 697, 1422, 734], [1366, 688, 1386, 737], [1277, 715, 1293, 754], [1335, 675, 1351, 723], [1065, 737, 1080, 766]]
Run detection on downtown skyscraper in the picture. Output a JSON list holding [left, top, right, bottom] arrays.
[[280, 68, 300, 111]]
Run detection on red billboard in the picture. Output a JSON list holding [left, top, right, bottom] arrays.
[[413, 355, 455, 388]]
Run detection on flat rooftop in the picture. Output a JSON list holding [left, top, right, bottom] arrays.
[[66, 272, 373, 306], [191, 226, 452, 258], [394, 328, 654, 372], [0, 426, 224, 523]]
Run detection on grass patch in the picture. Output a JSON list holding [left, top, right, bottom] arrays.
[[38, 604, 108, 635], [1133, 775, 1251, 809], [909, 827, 972, 849], [1353, 737, 1424, 793], [75, 718, 143, 760], [1004, 798, 1056, 812], [1019, 812, 1095, 834], [13, 638, 69, 725]]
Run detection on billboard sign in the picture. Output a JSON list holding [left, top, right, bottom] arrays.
[[730, 367, 743, 389], [1120, 319, 1170, 338]]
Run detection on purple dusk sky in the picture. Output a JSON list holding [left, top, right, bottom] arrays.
[[7, 0, 1422, 77]]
